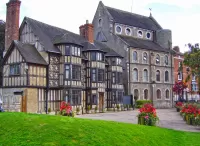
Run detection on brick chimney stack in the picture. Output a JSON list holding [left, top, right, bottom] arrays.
[[79, 20, 94, 44], [5, 0, 21, 51]]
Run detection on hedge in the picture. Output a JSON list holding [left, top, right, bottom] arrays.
[[136, 100, 152, 108]]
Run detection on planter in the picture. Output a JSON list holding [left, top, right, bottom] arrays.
[[138, 117, 145, 125], [176, 108, 180, 112]]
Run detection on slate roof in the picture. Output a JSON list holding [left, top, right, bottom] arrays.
[[20, 17, 122, 58], [105, 6, 162, 31], [13, 40, 47, 65], [119, 36, 169, 52]]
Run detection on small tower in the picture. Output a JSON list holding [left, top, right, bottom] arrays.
[[5, 0, 21, 52]]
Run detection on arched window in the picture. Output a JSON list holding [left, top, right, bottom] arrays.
[[156, 54, 160, 64], [133, 68, 138, 81], [157, 89, 161, 99], [133, 51, 137, 61], [144, 89, 148, 100], [143, 52, 148, 63], [143, 69, 148, 82], [165, 55, 168, 65], [134, 89, 139, 99], [165, 71, 169, 82], [156, 70, 160, 81], [166, 90, 169, 99]]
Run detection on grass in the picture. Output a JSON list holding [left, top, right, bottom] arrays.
[[0, 112, 200, 146]]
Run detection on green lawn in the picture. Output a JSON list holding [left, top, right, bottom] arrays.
[[0, 112, 199, 146]]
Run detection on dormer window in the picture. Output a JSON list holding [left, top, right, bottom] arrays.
[[125, 28, 131, 36], [116, 25, 122, 34], [156, 54, 160, 64], [146, 32, 151, 39], [91, 52, 104, 61], [116, 58, 121, 65], [137, 30, 143, 38], [70, 46, 81, 57]]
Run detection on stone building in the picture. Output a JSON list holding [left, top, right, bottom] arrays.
[[173, 46, 199, 102], [2, 0, 124, 113], [92, 1, 174, 108]]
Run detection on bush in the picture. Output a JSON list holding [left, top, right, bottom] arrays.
[[136, 100, 152, 108], [60, 101, 73, 117]]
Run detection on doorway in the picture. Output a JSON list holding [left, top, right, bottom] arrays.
[[99, 92, 104, 112]]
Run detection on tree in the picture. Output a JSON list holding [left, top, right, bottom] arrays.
[[183, 43, 200, 101]]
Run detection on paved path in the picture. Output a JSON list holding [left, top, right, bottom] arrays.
[[76, 108, 200, 132]]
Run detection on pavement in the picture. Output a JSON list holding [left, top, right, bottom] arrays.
[[76, 108, 200, 132]]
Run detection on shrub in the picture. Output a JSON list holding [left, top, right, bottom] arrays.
[[60, 101, 73, 117], [137, 104, 159, 126], [76, 107, 80, 113], [48, 108, 51, 113], [116, 104, 120, 109], [136, 100, 152, 108], [87, 105, 91, 111], [95, 106, 98, 112]]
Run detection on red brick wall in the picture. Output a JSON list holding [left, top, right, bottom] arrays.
[[174, 54, 192, 93], [79, 21, 94, 44], [5, 0, 21, 51]]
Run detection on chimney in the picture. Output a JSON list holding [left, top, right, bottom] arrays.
[[5, 0, 21, 51], [79, 20, 94, 44]]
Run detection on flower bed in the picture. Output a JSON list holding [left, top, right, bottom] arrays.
[[137, 104, 159, 126], [180, 103, 200, 126], [59, 101, 74, 117], [175, 102, 183, 112]]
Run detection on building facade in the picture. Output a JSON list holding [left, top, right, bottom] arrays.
[[173, 46, 199, 102], [1, 0, 124, 113], [92, 1, 174, 108]]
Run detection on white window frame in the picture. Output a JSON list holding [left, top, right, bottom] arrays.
[[125, 27, 132, 36], [137, 30, 143, 38], [146, 32, 151, 39], [115, 25, 122, 34]]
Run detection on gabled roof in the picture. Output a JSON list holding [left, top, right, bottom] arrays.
[[20, 17, 86, 54], [119, 36, 169, 52], [3, 40, 47, 65], [105, 6, 162, 31]]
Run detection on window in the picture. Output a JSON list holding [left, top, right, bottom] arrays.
[[165, 55, 168, 65], [137, 30, 143, 38], [10, 64, 20, 75], [77, 48, 81, 56], [125, 28, 131, 36], [65, 46, 70, 55], [112, 72, 116, 84], [144, 89, 148, 100], [165, 71, 169, 82], [98, 18, 102, 26], [192, 74, 196, 81], [65, 65, 70, 79], [166, 90, 169, 99], [192, 84, 198, 91], [98, 69, 104, 82], [178, 72, 182, 80], [116, 72, 123, 84], [143, 69, 148, 82], [133, 68, 138, 81], [112, 91, 116, 104], [146, 32, 151, 39], [156, 70, 160, 81], [91, 52, 96, 61], [71, 90, 81, 105], [157, 89, 161, 99], [134, 89, 139, 99], [64, 90, 70, 103], [133, 51, 137, 61], [143, 52, 148, 63], [91, 69, 96, 82], [116, 25, 122, 34], [116, 58, 121, 65], [117, 92, 123, 103], [92, 95, 97, 104], [71, 46, 75, 55], [72, 65, 81, 80], [156, 54, 160, 64], [74, 47, 77, 56]]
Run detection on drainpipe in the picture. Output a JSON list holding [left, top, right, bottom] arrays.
[[45, 53, 50, 114]]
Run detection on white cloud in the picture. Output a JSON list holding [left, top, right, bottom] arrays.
[[0, 0, 200, 53]]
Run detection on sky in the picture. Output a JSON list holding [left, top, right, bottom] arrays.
[[1, 0, 200, 52]]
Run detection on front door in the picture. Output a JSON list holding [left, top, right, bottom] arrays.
[[21, 95, 27, 113], [99, 92, 104, 112]]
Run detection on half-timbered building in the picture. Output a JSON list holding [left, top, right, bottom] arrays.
[[2, 0, 124, 113]]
